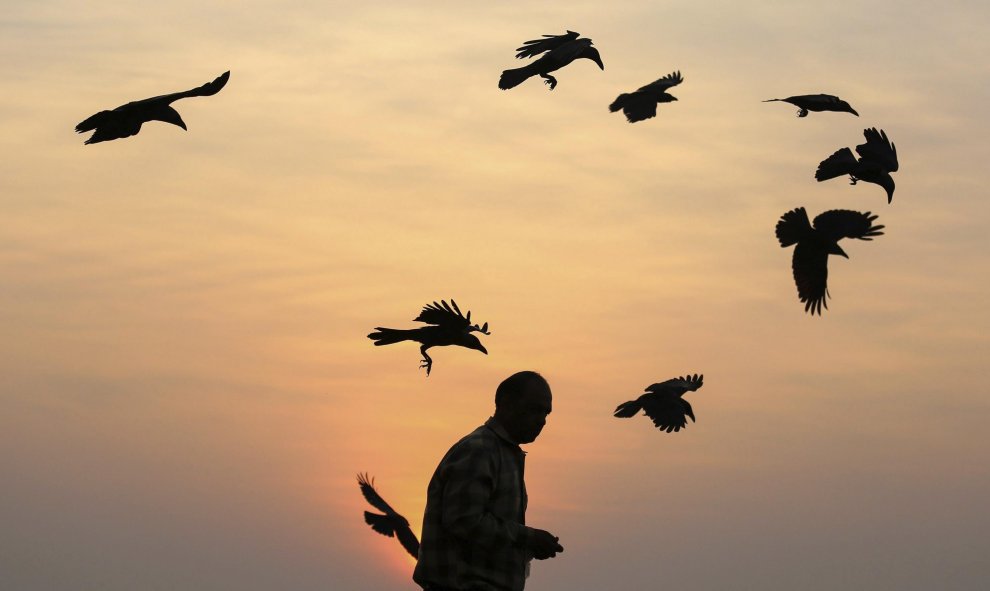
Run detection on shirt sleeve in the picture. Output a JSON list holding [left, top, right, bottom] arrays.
[[439, 437, 532, 550]]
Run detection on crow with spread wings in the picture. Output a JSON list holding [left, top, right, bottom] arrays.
[[763, 94, 859, 118], [816, 127, 899, 203], [357, 473, 419, 560], [367, 300, 490, 376], [75, 71, 230, 144], [609, 71, 683, 123], [775, 207, 885, 315], [498, 30, 604, 91], [613, 374, 704, 433]]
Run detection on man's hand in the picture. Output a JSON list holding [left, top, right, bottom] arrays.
[[528, 528, 564, 560]]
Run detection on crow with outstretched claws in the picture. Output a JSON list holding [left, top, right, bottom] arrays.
[[368, 300, 490, 376], [775, 207, 885, 315], [816, 127, 899, 203], [75, 71, 230, 144], [357, 473, 420, 560], [609, 71, 683, 123], [763, 94, 859, 117], [499, 30, 604, 91], [614, 374, 704, 433]]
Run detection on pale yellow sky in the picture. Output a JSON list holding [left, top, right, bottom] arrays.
[[2, 1, 989, 590]]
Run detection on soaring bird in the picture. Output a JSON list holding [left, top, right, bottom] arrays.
[[609, 71, 683, 123], [75, 71, 230, 144], [763, 94, 859, 117], [498, 30, 604, 91], [816, 127, 899, 203], [357, 473, 419, 560], [613, 374, 704, 433], [775, 207, 885, 315], [367, 300, 490, 376]]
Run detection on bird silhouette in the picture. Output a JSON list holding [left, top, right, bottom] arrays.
[[816, 127, 899, 203], [613, 374, 704, 433], [357, 473, 419, 560], [609, 71, 683, 123], [499, 30, 604, 91], [75, 71, 230, 144], [775, 207, 885, 315], [367, 300, 490, 376], [763, 94, 859, 117]]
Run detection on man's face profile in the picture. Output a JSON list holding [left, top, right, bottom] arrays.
[[502, 383, 553, 444]]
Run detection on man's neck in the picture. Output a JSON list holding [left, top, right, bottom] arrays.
[[486, 416, 520, 446]]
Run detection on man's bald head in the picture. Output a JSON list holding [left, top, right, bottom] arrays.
[[494, 371, 552, 444]]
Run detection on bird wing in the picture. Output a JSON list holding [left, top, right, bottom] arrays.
[[357, 473, 399, 515], [395, 525, 421, 560], [855, 127, 898, 172], [514, 30, 580, 59], [124, 71, 231, 108], [413, 300, 472, 330], [645, 374, 703, 396], [74, 112, 144, 144], [637, 71, 683, 93], [815, 147, 859, 181], [791, 241, 829, 315], [640, 396, 693, 433], [813, 210, 885, 243], [611, 93, 658, 123]]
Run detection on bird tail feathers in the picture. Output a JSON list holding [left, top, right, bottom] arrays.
[[499, 64, 539, 90], [367, 327, 414, 346], [613, 400, 642, 418], [609, 94, 631, 113], [75, 111, 112, 134], [815, 147, 858, 181], [775, 208, 812, 248]]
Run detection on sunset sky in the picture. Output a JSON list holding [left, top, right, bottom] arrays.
[[2, 1, 989, 589]]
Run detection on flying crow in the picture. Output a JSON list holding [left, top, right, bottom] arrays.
[[499, 30, 604, 91], [357, 473, 419, 560], [763, 94, 859, 117], [75, 70, 230, 144], [613, 374, 704, 433], [609, 71, 683, 123], [368, 300, 490, 376], [775, 207, 885, 315], [816, 127, 899, 203]]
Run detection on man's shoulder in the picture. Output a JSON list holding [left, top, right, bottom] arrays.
[[437, 424, 502, 464], [450, 424, 499, 452]]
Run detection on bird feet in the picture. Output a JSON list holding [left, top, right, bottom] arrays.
[[542, 75, 558, 91], [849, 176, 859, 186], [419, 358, 433, 376]]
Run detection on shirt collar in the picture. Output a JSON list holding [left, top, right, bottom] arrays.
[[484, 417, 526, 453]]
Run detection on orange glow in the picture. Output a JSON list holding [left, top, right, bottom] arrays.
[[2, 2, 989, 590]]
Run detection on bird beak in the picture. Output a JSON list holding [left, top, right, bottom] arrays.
[[595, 57, 605, 70], [836, 246, 849, 259], [850, 108, 860, 117], [479, 344, 488, 355], [880, 177, 895, 203]]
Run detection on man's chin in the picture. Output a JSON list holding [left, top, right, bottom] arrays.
[[520, 430, 543, 444]]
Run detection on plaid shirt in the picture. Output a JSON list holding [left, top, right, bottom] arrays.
[[413, 418, 533, 591]]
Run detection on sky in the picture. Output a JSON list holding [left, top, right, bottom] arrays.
[[2, 0, 989, 589]]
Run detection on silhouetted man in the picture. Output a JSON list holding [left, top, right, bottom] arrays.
[[413, 371, 563, 591]]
